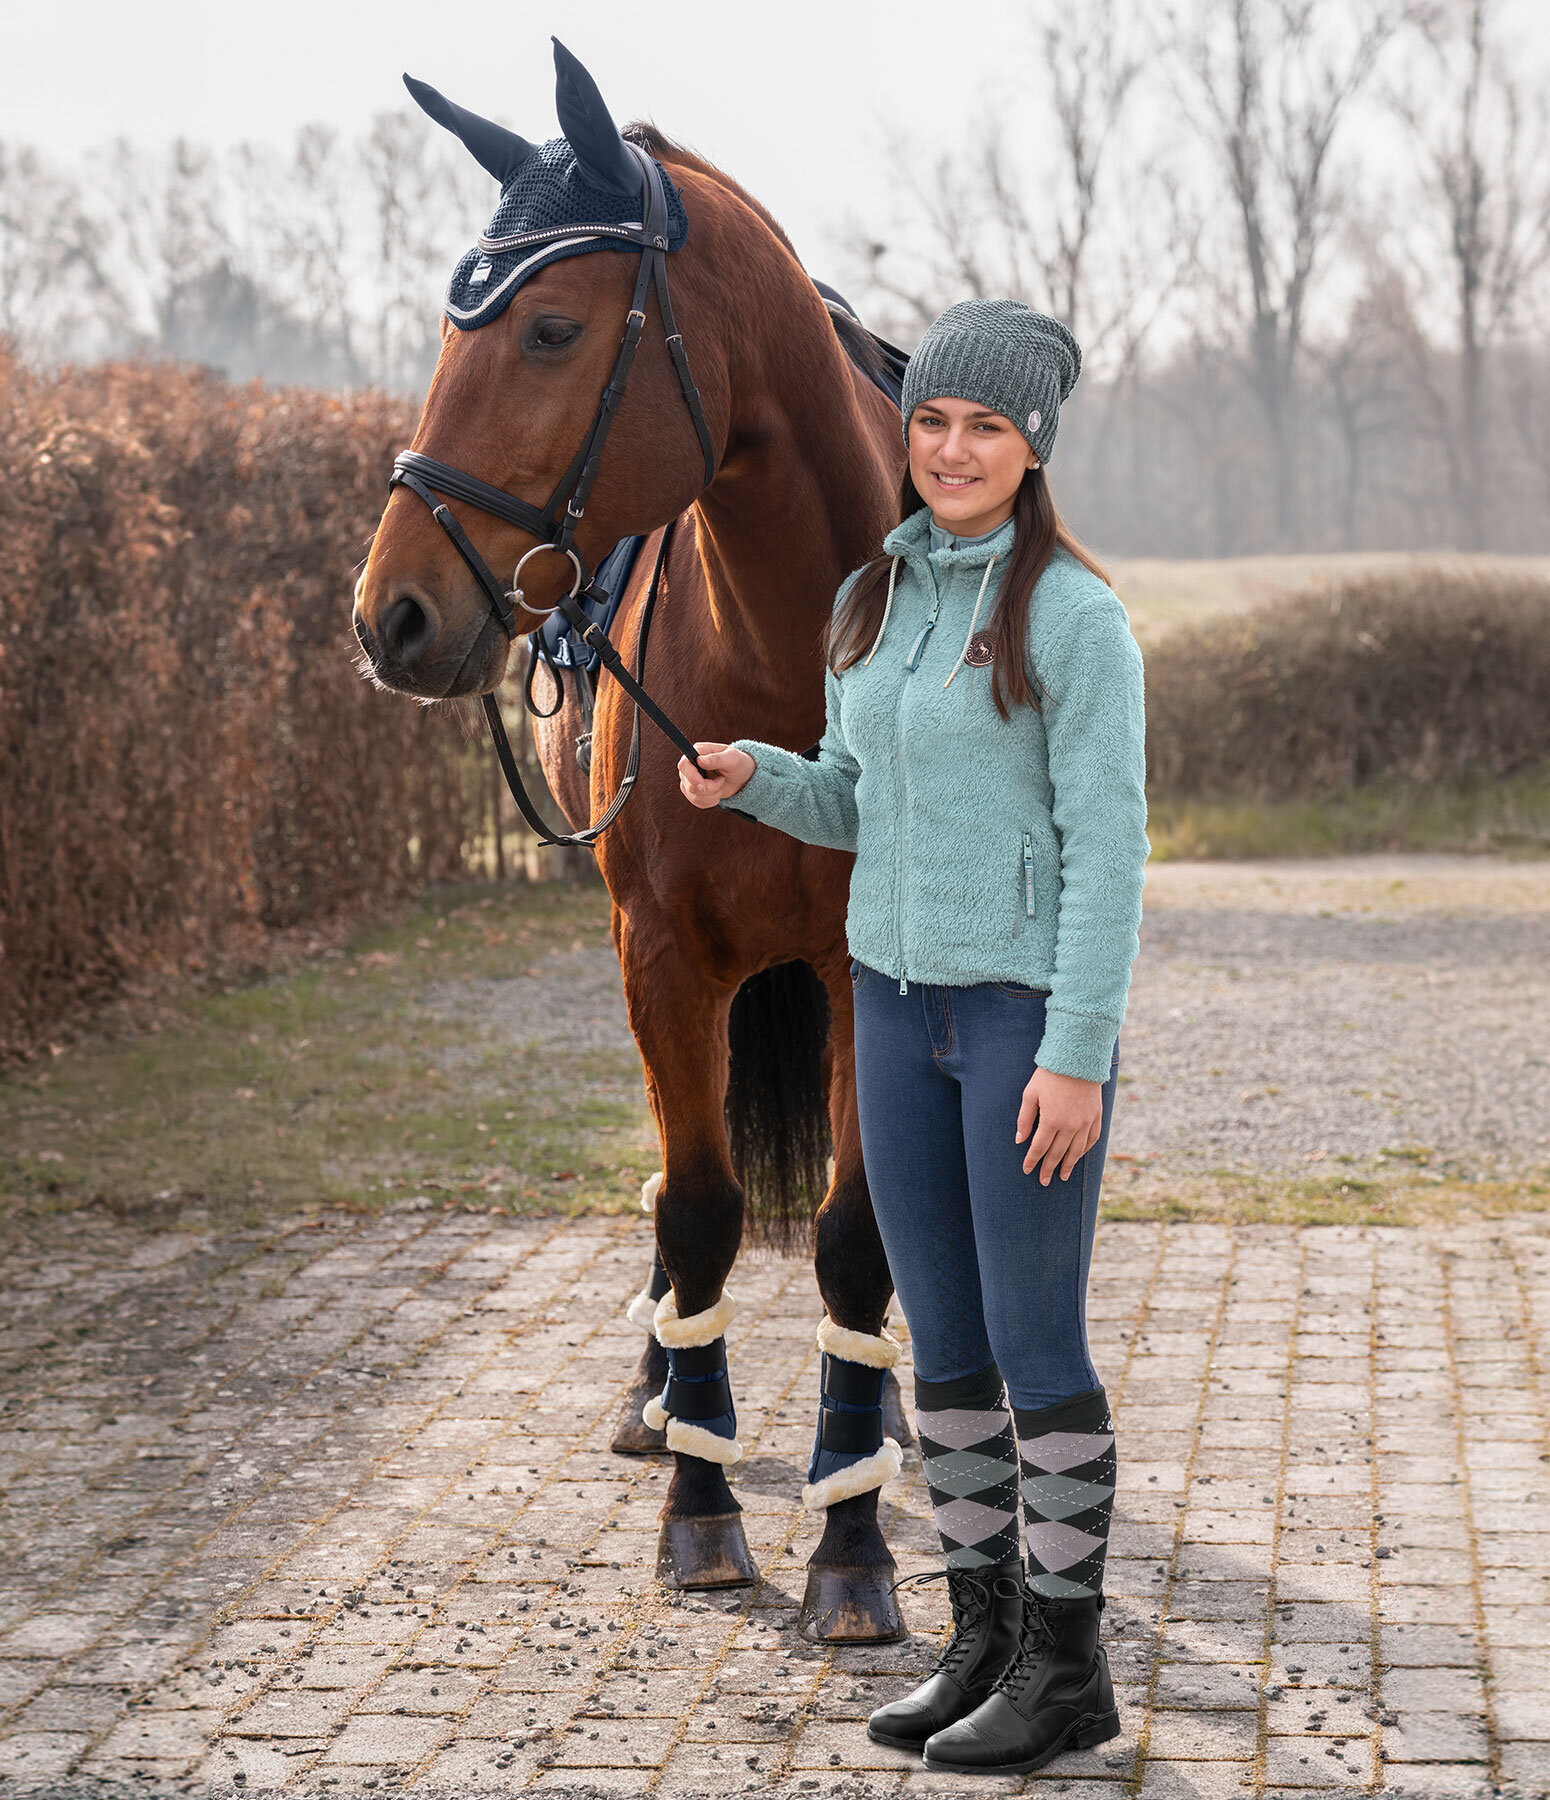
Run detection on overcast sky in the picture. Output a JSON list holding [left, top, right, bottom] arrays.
[[2, 0, 1049, 277], [9, 0, 1550, 305]]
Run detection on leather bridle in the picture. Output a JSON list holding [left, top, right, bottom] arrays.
[[383, 140, 716, 849]]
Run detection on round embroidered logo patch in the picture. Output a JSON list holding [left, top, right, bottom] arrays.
[[963, 632, 995, 667], [1027, 409, 1042, 434]]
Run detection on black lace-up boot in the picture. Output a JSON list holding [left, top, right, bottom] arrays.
[[921, 1589, 1120, 1774], [866, 1558, 1025, 1752]]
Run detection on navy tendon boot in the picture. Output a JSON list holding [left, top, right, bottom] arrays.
[[642, 1289, 741, 1465]]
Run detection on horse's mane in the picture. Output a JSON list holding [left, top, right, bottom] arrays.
[[623, 121, 895, 398], [623, 122, 801, 260]]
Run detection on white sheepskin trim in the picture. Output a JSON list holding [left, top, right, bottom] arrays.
[[625, 1288, 660, 1333], [653, 1288, 736, 1348], [816, 1316, 901, 1369], [640, 1170, 663, 1215], [801, 1438, 903, 1512], [664, 1416, 743, 1466], [642, 1394, 668, 1431]]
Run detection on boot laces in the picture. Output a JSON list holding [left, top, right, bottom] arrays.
[[990, 1590, 1059, 1703], [893, 1567, 993, 1679]]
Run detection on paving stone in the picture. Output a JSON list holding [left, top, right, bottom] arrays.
[[3, 1210, 1547, 1797]]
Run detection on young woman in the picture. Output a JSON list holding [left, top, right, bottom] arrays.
[[678, 298, 1147, 1777]]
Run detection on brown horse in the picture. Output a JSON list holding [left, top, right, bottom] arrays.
[[353, 44, 908, 1640]]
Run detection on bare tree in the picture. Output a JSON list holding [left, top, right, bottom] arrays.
[[1391, 0, 1550, 545], [1167, 0, 1404, 548], [844, 0, 1183, 370]]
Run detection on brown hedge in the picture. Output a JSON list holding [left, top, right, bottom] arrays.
[[1145, 568, 1550, 801], [0, 352, 473, 1063]]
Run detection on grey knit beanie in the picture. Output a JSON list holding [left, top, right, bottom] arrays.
[[900, 299, 1082, 465]]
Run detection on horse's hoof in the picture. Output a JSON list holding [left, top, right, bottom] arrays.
[[882, 1368, 913, 1450], [656, 1515, 758, 1590], [611, 1376, 669, 1456], [797, 1563, 906, 1644]]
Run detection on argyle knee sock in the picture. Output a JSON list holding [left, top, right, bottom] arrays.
[[915, 1364, 1022, 1570], [1013, 1386, 1116, 1599]]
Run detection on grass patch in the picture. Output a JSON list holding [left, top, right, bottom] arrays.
[[1147, 774, 1550, 861], [0, 882, 658, 1237], [1100, 1158, 1548, 1226]]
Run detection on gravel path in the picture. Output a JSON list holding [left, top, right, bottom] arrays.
[[420, 857, 1550, 1190], [1120, 857, 1550, 1182]]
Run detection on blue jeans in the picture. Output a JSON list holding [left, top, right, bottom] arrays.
[[849, 958, 1119, 1411]]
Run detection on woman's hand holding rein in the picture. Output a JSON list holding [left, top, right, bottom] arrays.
[[679, 742, 756, 807], [1016, 1067, 1103, 1185]]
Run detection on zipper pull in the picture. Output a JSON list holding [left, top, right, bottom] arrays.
[[904, 590, 944, 671], [899, 975, 908, 994], [1023, 830, 1036, 917]]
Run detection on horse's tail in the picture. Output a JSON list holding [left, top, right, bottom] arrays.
[[725, 960, 832, 1250]]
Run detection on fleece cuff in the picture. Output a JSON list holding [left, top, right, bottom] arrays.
[[816, 1316, 902, 1369], [802, 1438, 902, 1511], [654, 1289, 736, 1348], [1034, 1005, 1122, 1086]]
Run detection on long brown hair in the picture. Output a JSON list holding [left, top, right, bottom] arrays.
[[823, 464, 1110, 719]]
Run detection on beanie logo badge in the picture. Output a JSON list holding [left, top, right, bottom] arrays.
[[1028, 410, 1042, 433]]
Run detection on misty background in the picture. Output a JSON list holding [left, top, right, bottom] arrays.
[[4, 0, 1550, 557]]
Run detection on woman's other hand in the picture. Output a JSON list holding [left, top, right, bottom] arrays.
[[1015, 1068, 1103, 1184], [678, 742, 756, 807]]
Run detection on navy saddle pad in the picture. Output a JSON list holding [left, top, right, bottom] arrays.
[[533, 534, 645, 676]]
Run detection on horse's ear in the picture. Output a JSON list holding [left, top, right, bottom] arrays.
[[551, 38, 638, 196], [403, 75, 536, 185]]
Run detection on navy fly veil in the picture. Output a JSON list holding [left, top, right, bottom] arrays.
[[445, 137, 690, 331]]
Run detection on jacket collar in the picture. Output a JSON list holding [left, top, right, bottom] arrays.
[[883, 505, 1016, 575]]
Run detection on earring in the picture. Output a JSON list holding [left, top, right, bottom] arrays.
[[1030, 457, 1041, 471]]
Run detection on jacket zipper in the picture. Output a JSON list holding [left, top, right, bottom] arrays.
[[1023, 829, 1036, 917], [895, 562, 939, 992]]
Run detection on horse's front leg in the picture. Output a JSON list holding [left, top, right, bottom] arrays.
[[787, 956, 909, 1642], [623, 952, 757, 1589]]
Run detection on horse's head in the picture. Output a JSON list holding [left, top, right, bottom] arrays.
[[353, 40, 726, 700]]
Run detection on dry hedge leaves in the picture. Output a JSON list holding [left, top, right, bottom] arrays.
[[0, 352, 471, 1063], [1145, 570, 1550, 802]]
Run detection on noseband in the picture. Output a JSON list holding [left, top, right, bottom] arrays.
[[385, 140, 716, 849]]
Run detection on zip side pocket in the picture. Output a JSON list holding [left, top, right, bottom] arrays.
[[1022, 829, 1036, 918]]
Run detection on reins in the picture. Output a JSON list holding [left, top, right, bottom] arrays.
[[386, 140, 715, 849]]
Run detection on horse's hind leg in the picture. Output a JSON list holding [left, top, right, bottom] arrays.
[[624, 963, 757, 1589], [611, 1229, 670, 1455], [797, 971, 908, 1644]]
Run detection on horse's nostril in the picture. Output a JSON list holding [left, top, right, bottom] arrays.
[[381, 593, 435, 664]]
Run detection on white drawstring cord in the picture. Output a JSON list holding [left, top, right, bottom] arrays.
[[943, 553, 998, 687], [863, 556, 901, 664]]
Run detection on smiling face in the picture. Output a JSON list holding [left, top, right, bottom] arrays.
[[906, 395, 1038, 537]]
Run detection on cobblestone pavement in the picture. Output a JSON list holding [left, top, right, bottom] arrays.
[[2, 1205, 1547, 1799]]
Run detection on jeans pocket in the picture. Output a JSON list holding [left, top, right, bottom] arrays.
[[990, 980, 1047, 999]]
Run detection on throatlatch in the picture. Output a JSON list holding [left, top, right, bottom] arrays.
[[802, 1317, 905, 1511], [642, 1290, 741, 1465]]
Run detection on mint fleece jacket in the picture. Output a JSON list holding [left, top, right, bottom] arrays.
[[717, 506, 1148, 1082]]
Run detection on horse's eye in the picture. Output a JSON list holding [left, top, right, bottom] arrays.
[[530, 317, 580, 350]]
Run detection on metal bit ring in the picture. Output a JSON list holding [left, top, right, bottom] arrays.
[[509, 544, 585, 618]]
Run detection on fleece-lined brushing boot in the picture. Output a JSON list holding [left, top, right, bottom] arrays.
[[642, 1289, 742, 1465], [802, 1319, 904, 1511], [867, 1558, 1025, 1751], [921, 1590, 1119, 1774]]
